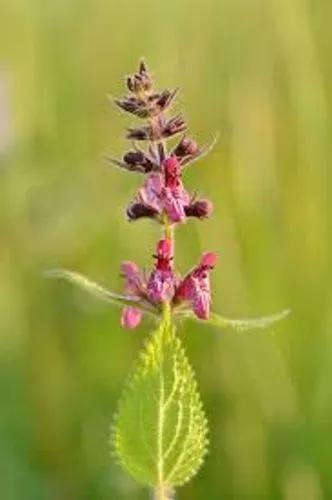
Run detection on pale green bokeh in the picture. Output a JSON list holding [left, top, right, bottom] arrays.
[[0, 0, 331, 498]]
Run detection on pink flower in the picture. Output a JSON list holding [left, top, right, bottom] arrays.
[[112, 62, 218, 330], [120, 248, 217, 327], [120, 261, 146, 330], [174, 252, 217, 320], [120, 239, 176, 329], [160, 156, 190, 222], [120, 261, 144, 295], [127, 155, 197, 224], [138, 173, 164, 213], [160, 186, 187, 222], [147, 239, 176, 302], [121, 307, 142, 329]]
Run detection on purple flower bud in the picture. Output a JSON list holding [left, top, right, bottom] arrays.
[[184, 199, 213, 219], [127, 115, 186, 142], [162, 115, 187, 138], [126, 64, 153, 95], [114, 96, 150, 119], [139, 60, 148, 75], [174, 136, 200, 159], [127, 203, 159, 220], [123, 150, 155, 173], [154, 89, 178, 112], [127, 126, 152, 141]]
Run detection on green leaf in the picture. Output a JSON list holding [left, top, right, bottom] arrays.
[[178, 309, 290, 332], [45, 269, 156, 313], [112, 317, 208, 489]]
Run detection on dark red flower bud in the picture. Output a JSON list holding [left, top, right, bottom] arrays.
[[127, 125, 152, 141], [126, 60, 153, 94], [174, 136, 200, 159], [184, 199, 213, 219], [115, 84, 177, 119], [127, 203, 159, 220], [123, 150, 154, 173], [115, 97, 150, 119], [153, 89, 178, 113], [162, 115, 187, 138], [127, 115, 185, 142], [138, 60, 153, 88], [126, 77, 135, 93], [139, 60, 147, 74]]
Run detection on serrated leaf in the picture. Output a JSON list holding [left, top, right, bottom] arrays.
[[178, 309, 290, 332], [112, 317, 208, 489]]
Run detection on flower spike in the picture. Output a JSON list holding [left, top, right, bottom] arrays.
[[50, 61, 287, 333]]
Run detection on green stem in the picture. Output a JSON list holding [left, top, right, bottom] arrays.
[[164, 217, 174, 242], [152, 108, 174, 500], [153, 301, 173, 499], [153, 485, 173, 500]]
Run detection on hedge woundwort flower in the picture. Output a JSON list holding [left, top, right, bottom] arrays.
[[110, 61, 217, 328], [50, 60, 288, 331]]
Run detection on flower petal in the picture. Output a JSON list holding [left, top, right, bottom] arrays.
[[121, 307, 142, 329]]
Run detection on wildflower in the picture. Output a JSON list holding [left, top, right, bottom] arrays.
[[119, 242, 217, 328], [147, 239, 176, 303], [112, 61, 217, 328], [120, 261, 145, 329], [127, 155, 211, 223], [174, 253, 218, 320], [121, 307, 142, 330]]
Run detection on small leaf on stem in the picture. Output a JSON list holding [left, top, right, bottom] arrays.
[[177, 309, 291, 332], [45, 269, 156, 313]]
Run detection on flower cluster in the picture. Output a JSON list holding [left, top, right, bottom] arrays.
[[121, 239, 217, 329], [111, 61, 217, 329]]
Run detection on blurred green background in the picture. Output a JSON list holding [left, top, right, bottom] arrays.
[[0, 0, 331, 498]]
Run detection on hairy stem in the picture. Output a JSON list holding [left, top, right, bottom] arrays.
[[154, 302, 173, 499], [163, 215, 174, 242], [151, 100, 175, 500], [153, 485, 173, 500]]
